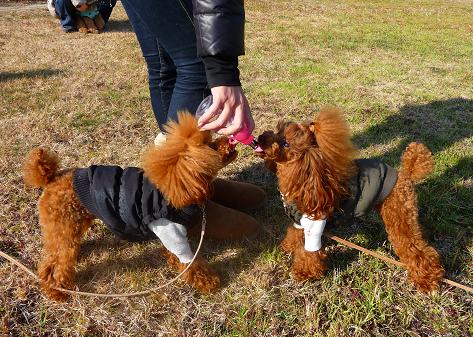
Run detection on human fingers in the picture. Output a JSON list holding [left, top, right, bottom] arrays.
[[242, 97, 255, 134], [197, 99, 220, 128], [216, 105, 244, 136], [200, 105, 233, 132]]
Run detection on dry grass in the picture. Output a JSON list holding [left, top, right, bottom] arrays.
[[1, 1, 472, 336]]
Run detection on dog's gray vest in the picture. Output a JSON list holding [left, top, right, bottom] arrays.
[[73, 165, 202, 242], [283, 159, 398, 223]]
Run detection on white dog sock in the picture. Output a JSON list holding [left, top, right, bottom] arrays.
[[148, 218, 194, 264], [294, 215, 327, 252]]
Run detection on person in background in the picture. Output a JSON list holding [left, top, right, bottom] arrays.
[[47, 0, 116, 33]]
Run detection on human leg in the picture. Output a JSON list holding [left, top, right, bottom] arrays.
[[54, 0, 77, 32], [122, 0, 177, 129], [122, 0, 209, 128]]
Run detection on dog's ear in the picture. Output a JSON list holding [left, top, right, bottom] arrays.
[[142, 111, 223, 208], [278, 147, 338, 219]]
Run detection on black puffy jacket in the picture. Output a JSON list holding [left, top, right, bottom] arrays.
[[193, 0, 245, 88], [73, 165, 202, 242]]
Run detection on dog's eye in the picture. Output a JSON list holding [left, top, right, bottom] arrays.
[[283, 140, 289, 148]]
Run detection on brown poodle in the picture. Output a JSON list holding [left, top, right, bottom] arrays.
[[23, 112, 260, 301], [257, 106, 444, 293]]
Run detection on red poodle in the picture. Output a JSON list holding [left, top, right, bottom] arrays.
[[257, 106, 444, 293], [23, 112, 265, 301]]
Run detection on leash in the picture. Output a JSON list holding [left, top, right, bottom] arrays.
[[1, 217, 472, 297], [323, 230, 473, 294], [0, 204, 207, 298]]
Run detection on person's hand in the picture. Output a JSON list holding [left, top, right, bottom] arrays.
[[197, 86, 254, 136]]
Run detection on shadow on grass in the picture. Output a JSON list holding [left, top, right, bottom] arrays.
[[353, 97, 473, 164], [0, 68, 63, 82], [105, 19, 132, 32], [76, 244, 167, 287], [77, 233, 273, 290]]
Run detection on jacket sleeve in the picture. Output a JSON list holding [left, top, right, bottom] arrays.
[[193, 0, 245, 87]]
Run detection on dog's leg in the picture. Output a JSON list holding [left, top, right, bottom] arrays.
[[378, 178, 444, 293], [82, 16, 99, 34], [37, 172, 93, 301], [280, 225, 303, 253], [74, 16, 88, 33], [94, 14, 105, 32], [162, 250, 220, 293], [280, 226, 327, 281], [148, 217, 220, 293], [291, 246, 327, 282]]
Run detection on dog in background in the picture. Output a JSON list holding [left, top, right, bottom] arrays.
[[257, 106, 444, 293], [47, 0, 105, 34], [23, 112, 262, 301], [72, 0, 105, 34]]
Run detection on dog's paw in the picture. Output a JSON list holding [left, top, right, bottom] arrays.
[[408, 267, 444, 294], [405, 250, 444, 294], [411, 278, 441, 295], [163, 250, 220, 293], [78, 27, 88, 34], [88, 28, 100, 34], [181, 258, 221, 293], [38, 263, 74, 301], [280, 225, 304, 254], [291, 248, 327, 282]]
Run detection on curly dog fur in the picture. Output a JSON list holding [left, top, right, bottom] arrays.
[[23, 112, 244, 301], [257, 106, 444, 293]]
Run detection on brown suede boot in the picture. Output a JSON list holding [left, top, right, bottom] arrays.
[[210, 178, 266, 211], [188, 200, 261, 240]]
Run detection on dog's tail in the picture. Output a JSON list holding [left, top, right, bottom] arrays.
[[399, 142, 434, 183], [23, 148, 60, 188]]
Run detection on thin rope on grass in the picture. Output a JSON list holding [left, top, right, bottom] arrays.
[[0, 204, 207, 299], [1, 222, 472, 297], [323, 231, 473, 294]]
